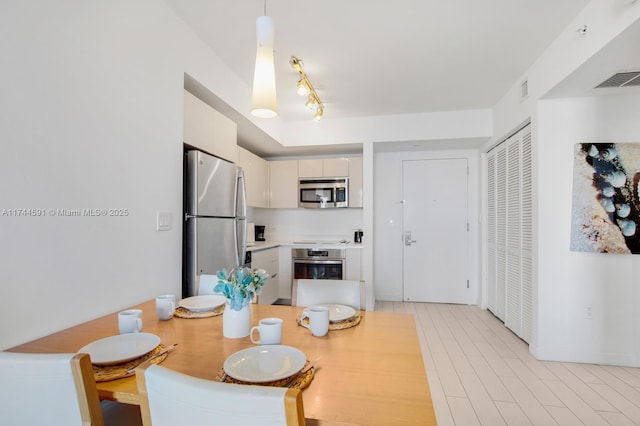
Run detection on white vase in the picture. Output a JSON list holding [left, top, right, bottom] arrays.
[[222, 303, 251, 338]]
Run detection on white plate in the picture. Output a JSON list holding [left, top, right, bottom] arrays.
[[179, 295, 226, 312], [303, 304, 356, 323], [223, 345, 306, 383], [78, 333, 160, 365]]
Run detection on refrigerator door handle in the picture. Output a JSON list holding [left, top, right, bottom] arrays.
[[234, 219, 244, 268], [235, 169, 247, 268], [236, 169, 247, 219]]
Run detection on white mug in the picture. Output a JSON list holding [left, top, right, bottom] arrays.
[[155, 294, 176, 320], [118, 309, 143, 334], [300, 306, 330, 337], [250, 317, 283, 345]]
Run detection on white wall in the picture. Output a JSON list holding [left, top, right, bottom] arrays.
[[535, 94, 640, 365], [282, 109, 492, 147], [373, 149, 480, 303], [250, 208, 363, 242], [0, 1, 267, 350]]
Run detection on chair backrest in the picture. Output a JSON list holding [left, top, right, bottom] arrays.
[[136, 363, 306, 426], [0, 352, 104, 426], [292, 279, 364, 310], [197, 274, 220, 295]]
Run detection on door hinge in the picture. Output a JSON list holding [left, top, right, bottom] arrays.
[[467, 280, 469, 288], [467, 223, 469, 231]]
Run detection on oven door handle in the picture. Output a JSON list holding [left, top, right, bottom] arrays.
[[293, 259, 344, 265]]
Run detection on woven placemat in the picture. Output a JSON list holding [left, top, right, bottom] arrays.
[[92, 344, 168, 382], [216, 360, 314, 390], [174, 304, 224, 319], [297, 313, 362, 331]]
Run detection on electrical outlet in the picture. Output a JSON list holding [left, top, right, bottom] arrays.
[[585, 306, 594, 320]]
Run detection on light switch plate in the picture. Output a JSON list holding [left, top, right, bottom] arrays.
[[156, 211, 172, 231]]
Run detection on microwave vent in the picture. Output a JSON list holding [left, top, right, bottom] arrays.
[[595, 71, 640, 89]]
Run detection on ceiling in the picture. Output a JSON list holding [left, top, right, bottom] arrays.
[[167, 0, 592, 156]]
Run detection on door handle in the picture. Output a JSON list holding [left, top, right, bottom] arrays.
[[404, 231, 417, 246]]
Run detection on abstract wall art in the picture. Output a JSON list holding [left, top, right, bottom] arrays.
[[571, 142, 640, 254]]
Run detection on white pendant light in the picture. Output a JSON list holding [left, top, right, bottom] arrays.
[[251, 15, 277, 118]]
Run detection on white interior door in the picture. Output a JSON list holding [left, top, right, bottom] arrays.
[[402, 158, 469, 303]]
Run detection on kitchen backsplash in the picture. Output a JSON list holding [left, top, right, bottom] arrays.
[[248, 207, 363, 242]]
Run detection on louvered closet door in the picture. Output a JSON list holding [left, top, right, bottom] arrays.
[[506, 135, 522, 336], [520, 129, 533, 343], [486, 124, 532, 343], [487, 153, 497, 313], [495, 145, 507, 321]]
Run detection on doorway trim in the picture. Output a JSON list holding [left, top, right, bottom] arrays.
[[373, 148, 480, 304]]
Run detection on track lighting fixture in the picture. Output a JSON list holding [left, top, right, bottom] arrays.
[[290, 55, 324, 121]]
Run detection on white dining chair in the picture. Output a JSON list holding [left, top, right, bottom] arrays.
[[292, 279, 365, 310], [0, 351, 142, 426], [197, 274, 219, 295], [136, 363, 306, 426]]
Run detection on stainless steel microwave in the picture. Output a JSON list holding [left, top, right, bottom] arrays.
[[298, 177, 349, 208]]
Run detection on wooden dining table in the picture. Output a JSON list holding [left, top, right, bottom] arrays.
[[8, 300, 436, 426]]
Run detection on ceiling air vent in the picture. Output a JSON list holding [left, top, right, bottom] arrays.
[[595, 71, 640, 88]]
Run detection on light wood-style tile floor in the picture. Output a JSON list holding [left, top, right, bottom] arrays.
[[374, 301, 640, 425]]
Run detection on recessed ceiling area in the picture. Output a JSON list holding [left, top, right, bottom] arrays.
[[173, 1, 594, 157], [545, 20, 640, 100], [167, 0, 589, 121]]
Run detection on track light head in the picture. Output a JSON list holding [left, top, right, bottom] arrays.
[[305, 96, 315, 110], [296, 79, 309, 96]]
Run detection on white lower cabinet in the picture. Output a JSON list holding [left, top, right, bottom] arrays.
[[346, 249, 362, 281], [252, 247, 280, 305], [279, 246, 292, 300]]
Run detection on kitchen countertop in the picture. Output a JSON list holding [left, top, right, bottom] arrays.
[[246, 241, 281, 252], [247, 241, 363, 251]]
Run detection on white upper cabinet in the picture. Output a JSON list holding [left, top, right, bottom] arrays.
[[298, 158, 349, 177], [183, 90, 237, 163], [348, 156, 363, 208], [298, 159, 323, 177], [269, 160, 298, 208], [237, 146, 269, 208], [323, 158, 349, 177], [211, 108, 238, 163], [183, 90, 214, 152]]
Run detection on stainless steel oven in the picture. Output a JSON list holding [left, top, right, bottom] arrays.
[[292, 248, 345, 280]]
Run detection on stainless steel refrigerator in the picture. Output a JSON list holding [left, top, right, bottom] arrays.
[[185, 150, 246, 297]]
